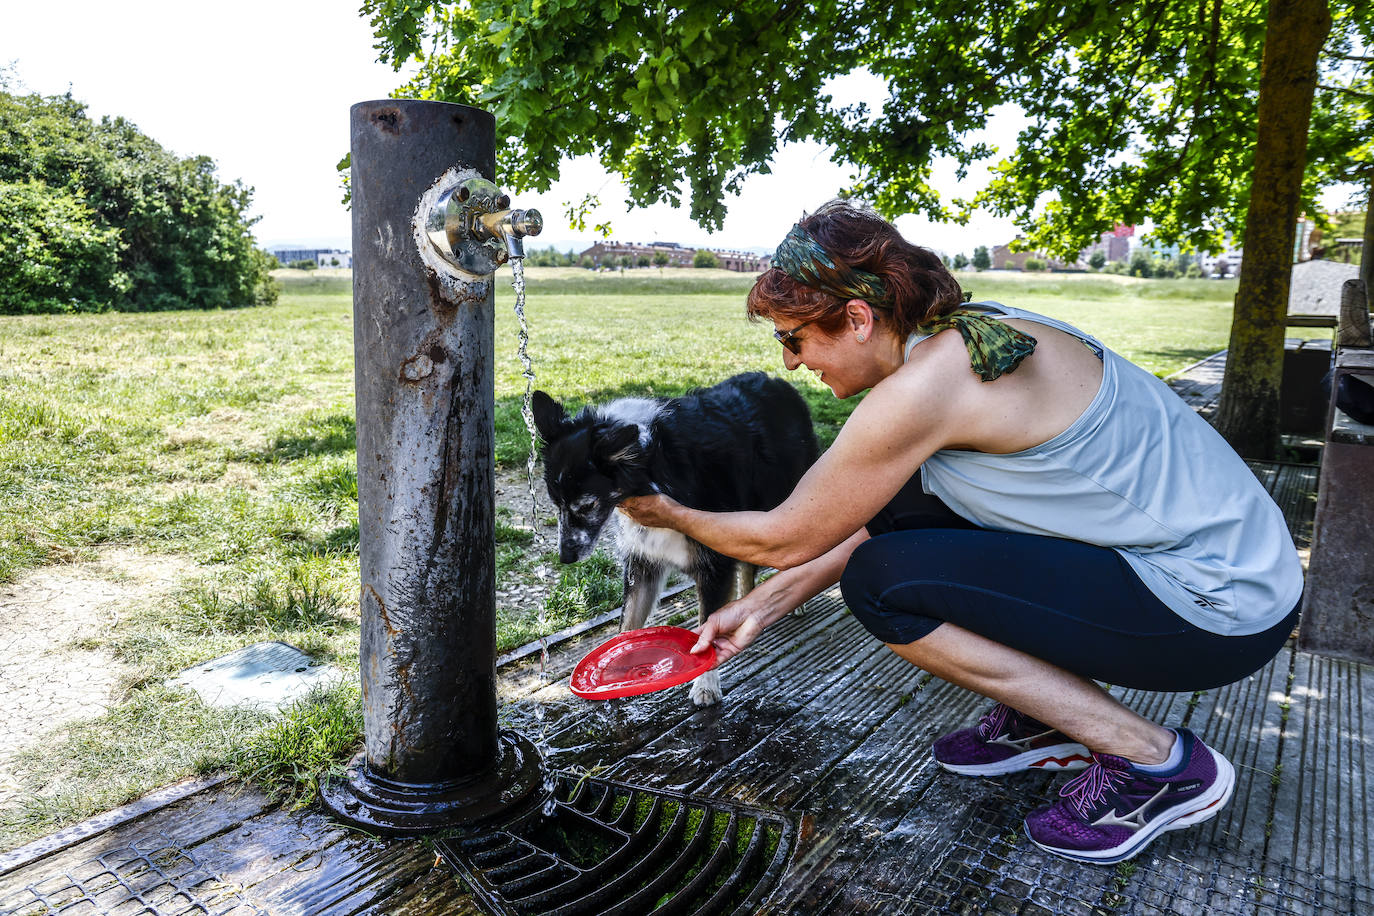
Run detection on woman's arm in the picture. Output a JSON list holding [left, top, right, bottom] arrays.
[[692, 528, 869, 663], [621, 339, 973, 568]]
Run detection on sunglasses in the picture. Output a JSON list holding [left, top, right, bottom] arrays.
[[773, 317, 817, 355]]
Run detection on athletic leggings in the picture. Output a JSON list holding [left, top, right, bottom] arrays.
[[839, 473, 1300, 692]]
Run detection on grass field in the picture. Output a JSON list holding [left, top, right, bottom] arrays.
[[0, 265, 1261, 847]]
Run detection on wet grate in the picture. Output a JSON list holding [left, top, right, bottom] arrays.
[[899, 796, 1374, 916], [436, 773, 795, 916], [0, 835, 267, 916]]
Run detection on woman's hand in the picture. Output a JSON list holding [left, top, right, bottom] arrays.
[[691, 598, 767, 665], [617, 493, 683, 529]]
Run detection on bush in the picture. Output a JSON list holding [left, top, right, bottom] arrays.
[[1088, 250, 1107, 270], [1023, 258, 1046, 271], [0, 86, 277, 313], [693, 249, 719, 269], [288, 260, 318, 271]]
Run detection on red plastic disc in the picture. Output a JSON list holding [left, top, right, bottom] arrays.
[[569, 626, 718, 700]]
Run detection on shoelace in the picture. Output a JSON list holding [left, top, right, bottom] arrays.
[[1059, 756, 1130, 819], [975, 702, 1014, 740]]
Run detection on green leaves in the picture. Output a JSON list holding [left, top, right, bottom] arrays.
[[376, 0, 1369, 251], [0, 88, 277, 314]]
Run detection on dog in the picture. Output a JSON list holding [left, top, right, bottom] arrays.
[[532, 372, 819, 705]]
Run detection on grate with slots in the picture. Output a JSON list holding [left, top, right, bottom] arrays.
[[0, 836, 267, 916], [435, 773, 795, 916]]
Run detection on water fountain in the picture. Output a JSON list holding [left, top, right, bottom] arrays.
[[319, 99, 546, 832]]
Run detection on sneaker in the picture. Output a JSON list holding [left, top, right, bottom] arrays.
[[933, 703, 1093, 776], [1023, 728, 1236, 864]]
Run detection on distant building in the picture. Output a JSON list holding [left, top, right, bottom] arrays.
[[269, 247, 350, 267], [991, 242, 1078, 271], [1080, 225, 1134, 264], [578, 241, 769, 272], [581, 241, 694, 268]]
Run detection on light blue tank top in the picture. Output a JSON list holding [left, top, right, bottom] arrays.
[[906, 302, 1303, 636]]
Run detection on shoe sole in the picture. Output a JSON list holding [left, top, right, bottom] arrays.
[[1025, 745, 1237, 864], [938, 743, 1094, 777]]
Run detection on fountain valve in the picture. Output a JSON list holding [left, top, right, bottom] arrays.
[[424, 176, 543, 276]]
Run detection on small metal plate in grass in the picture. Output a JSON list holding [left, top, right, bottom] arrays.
[[436, 772, 795, 916], [169, 641, 344, 711]]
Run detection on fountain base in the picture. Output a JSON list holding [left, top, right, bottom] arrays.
[[320, 730, 545, 835]]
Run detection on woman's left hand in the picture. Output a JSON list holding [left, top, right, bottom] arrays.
[[617, 493, 682, 529]]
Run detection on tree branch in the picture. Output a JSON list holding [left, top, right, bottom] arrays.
[[1317, 83, 1374, 100]]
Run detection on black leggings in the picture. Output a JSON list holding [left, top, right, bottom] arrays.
[[839, 475, 1299, 692]]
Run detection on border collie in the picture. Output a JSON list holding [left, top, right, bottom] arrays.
[[532, 372, 819, 705]]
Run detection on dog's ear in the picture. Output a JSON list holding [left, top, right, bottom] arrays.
[[594, 423, 643, 466], [530, 391, 567, 444]]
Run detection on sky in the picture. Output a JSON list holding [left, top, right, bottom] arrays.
[[1, 0, 1038, 259]]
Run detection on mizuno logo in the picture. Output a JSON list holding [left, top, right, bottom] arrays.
[[1092, 785, 1169, 830], [990, 727, 1057, 753]]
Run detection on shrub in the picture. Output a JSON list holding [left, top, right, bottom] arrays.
[[0, 87, 277, 313], [1023, 258, 1046, 271], [693, 249, 720, 269]]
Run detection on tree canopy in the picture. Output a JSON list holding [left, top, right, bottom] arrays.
[[0, 83, 278, 314], [368, 0, 1369, 257]]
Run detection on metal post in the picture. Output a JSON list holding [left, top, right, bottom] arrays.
[[320, 99, 542, 833]]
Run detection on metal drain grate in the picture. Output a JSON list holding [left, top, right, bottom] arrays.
[[436, 773, 795, 916], [0, 835, 268, 916]]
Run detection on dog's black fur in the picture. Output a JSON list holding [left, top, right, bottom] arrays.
[[532, 372, 819, 705]]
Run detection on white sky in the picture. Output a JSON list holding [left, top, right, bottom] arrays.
[[5, 2, 1352, 258]]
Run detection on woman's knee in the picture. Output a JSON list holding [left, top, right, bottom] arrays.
[[841, 536, 941, 644]]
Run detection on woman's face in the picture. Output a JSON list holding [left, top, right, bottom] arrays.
[[773, 316, 872, 399]]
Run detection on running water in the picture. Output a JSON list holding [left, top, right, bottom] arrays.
[[510, 259, 552, 680]]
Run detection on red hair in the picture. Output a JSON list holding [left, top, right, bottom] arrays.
[[747, 200, 963, 338]]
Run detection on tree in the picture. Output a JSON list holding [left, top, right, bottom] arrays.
[[0, 84, 277, 313], [693, 249, 720, 269], [1088, 250, 1107, 270], [653, 251, 671, 268], [372, 0, 1370, 455], [971, 246, 992, 271], [952, 252, 970, 270]]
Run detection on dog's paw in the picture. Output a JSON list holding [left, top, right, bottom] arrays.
[[689, 671, 722, 707]]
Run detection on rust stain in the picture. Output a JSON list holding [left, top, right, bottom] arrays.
[[364, 584, 400, 639], [370, 107, 403, 134]]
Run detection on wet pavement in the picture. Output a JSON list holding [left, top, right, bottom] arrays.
[[0, 356, 1369, 914]]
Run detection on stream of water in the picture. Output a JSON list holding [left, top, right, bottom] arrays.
[[510, 260, 553, 687]]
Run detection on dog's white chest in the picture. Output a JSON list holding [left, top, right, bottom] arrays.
[[611, 511, 695, 570]]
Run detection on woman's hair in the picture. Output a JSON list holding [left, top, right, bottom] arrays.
[[747, 199, 963, 338]]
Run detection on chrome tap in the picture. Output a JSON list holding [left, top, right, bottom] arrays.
[[423, 177, 543, 276]]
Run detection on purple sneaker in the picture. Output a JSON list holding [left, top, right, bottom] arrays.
[[1024, 728, 1236, 864], [933, 703, 1093, 776]]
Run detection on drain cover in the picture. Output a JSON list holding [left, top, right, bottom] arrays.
[[436, 773, 795, 916], [0, 835, 267, 916]]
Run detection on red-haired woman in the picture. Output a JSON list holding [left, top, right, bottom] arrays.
[[619, 199, 1302, 865]]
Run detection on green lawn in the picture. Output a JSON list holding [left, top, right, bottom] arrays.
[[0, 265, 1264, 847]]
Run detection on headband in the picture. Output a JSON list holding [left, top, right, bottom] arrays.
[[773, 222, 888, 304]]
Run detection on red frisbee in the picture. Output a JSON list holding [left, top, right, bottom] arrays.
[[569, 626, 718, 700]]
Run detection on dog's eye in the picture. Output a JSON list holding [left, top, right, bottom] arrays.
[[571, 497, 596, 515]]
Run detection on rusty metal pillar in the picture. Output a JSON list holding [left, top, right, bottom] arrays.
[[320, 99, 543, 833]]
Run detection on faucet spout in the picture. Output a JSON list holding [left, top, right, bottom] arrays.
[[478, 208, 544, 260]]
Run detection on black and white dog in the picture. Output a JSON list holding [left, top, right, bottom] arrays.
[[532, 372, 819, 705]]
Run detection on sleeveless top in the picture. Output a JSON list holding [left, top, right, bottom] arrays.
[[905, 301, 1303, 636]]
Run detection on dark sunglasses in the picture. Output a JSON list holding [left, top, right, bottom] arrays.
[[773, 317, 817, 355]]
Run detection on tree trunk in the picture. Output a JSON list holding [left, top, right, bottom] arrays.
[[1213, 0, 1332, 458]]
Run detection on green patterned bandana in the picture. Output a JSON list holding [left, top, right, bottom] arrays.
[[914, 308, 1037, 382], [773, 223, 889, 304]]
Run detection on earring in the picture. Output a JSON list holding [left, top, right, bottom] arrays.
[[856, 333, 866, 343]]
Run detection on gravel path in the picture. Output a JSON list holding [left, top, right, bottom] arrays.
[[0, 549, 193, 804]]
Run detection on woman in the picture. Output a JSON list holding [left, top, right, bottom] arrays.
[[619, 200, 1303, 865]]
